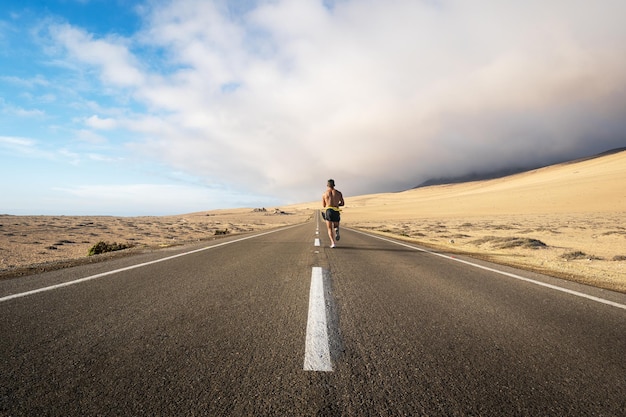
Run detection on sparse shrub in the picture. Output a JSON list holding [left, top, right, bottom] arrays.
[[561, 251, 588, 260], [472, 236, 547, 249], [612, 255, 626, 261], [88, 241, 133, 256], [561, 251, 603, 261], [507, 238, 547, 249], [214, 229, 230, 235]]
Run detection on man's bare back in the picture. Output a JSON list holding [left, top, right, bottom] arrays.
[[323, 188, 344, 208]]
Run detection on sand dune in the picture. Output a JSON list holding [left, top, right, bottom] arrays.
[[290, 150, 626, 293], [345, 150, 626, 218], [1, 151, 625, 292]]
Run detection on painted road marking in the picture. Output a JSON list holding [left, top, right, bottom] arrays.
[[314, 238, 320, 247], [0, 225, 300, 303], [351, 229, 626, 311], [316, 210, 320, 234], [303, 267, 332, 372]]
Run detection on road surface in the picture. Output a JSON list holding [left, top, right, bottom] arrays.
[[1, 216, 625, 416]]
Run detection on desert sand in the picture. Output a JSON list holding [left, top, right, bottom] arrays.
[[1, 150, 625, 293], [290, 150, 626, 293], [0, 208, 312, 278]]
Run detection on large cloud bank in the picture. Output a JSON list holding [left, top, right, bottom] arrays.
[[52, 0, 626, 202]]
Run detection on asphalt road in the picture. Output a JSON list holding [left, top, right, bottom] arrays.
[[1, 216, 625, 416]]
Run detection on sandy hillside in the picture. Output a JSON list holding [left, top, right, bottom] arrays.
[[290, 150, 626, 293], [2, 151, 625, 293]]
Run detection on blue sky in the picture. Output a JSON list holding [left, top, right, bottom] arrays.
[[1, 0, 626, 216]]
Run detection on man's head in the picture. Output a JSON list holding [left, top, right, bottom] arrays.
[[327, 179, 335, 188]]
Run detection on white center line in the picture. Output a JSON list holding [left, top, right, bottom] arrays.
[[314, 238, 320, 246], [303, 267, 332, 372]]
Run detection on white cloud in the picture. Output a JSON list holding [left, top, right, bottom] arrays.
[[0, 75, 50, 88], [87, 153, 122, 163], [42, 0, 626, 202], [58, 148, 81, 165], [0, 98, 46, 118], [0, 136, 38, 153], [85, 115, 117, 130], [75, 128, 108, 144], [0, 135, 105, 165], [48, 23, 145, 87], [0, 136, 63, 162]]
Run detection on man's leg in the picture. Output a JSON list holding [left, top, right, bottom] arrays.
[[334, 221, 340, 241], [326, 220, 336, 247]]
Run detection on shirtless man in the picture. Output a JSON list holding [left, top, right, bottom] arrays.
[[322, 179, 344, 248]]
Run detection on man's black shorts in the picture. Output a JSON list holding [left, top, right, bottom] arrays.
[[325, 208, 340, 223]]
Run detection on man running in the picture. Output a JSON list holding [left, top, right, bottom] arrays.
[[322, 179, 344, 248]]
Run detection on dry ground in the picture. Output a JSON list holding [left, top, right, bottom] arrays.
[[342, 212, 626, 293], [0, 208, 312, 278], [292, 150, 626, 293], [2, 151, 625, 293]]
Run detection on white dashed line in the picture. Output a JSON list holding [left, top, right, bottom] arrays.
[[303, 267, 332, 372]]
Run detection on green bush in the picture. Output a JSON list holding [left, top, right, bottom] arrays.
[[88, 241, 133, 256]]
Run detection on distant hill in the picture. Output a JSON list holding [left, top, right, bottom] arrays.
[[563, 146, 626, 163], [415, 167, 532, 188], [414, 147, 626, 188]]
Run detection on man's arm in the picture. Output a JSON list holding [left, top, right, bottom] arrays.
[[338, 191, 345, 206], [322, 193, 327, 208]]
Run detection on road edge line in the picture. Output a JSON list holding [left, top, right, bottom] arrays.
[[351, 229, 626, 311], [0, 225, 300, 303]]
